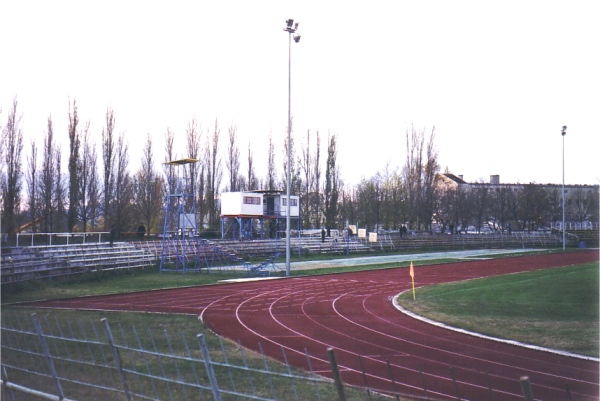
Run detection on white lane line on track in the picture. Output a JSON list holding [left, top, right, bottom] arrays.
[[232, 285, 448, 398], [327, 287, 523, 399], [357, 284, 599, 389], [233, 278, 535, 399]]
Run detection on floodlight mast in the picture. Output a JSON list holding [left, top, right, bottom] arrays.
[[283, 19, 300, 276]]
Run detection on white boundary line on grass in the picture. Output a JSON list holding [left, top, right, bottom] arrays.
[[392, 290, 600, 362]]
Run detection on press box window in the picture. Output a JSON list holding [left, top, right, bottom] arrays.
[[243, 196, 261, 205]]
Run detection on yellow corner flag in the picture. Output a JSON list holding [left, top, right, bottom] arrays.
[[409, 261, 416, 300]]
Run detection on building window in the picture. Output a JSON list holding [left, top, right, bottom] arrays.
[[243, 196, 260, 205], [282, 198, 298, 207]]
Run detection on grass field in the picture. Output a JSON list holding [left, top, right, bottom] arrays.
[[397, 262, 599, 357]]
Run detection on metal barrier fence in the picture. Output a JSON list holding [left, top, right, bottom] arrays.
[[1, 312, 389, 401], [0, 311, 560, 401]]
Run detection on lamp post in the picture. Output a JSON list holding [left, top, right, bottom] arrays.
[[283, 19, 300, 276], [561, 125, 567, 250]]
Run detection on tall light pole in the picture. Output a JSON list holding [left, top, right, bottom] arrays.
[[561, 125, 567, 250], [283, 19, 300, 276]]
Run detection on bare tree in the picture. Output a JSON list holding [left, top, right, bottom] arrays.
[[402, 126, 424, 230], [355, 176, 380, 231], [379, 163, 404, 231], [77, 122, 100, 232], [102, 108, 116, 229], [225, 123, 240, 192], [282, 124, 300, 195], [324, 133, 340, 231], [39, 116, 60, 232], [314, 131, 322, 226], [421, 127, 440, 232], [26, 138, 38, 232], [163, 127, 177, 195], [469, 183, 490, 233], [206, 119, 222, 229], [133, 134, 165, 235], [300, 129, 322, 228], [185, 118, 204, 224], [266, 131, 277, 191], [246, 141, 258, 191], [300, 129, 314, 228], [112, 132, 133, 233], [489, 186, 512, 233], [569, 188, 594, 225], [402, 126, 440, 231], [67, 99, 81, 231], [0, 98, 24, 238], [54, 149, 66, 232], [518, 184, 548, 231]]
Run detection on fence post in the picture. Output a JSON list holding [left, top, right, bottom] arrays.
[[31, 313, 65, 400], [2, 365, 17, 401], [198, 334, 222, 401], [520, 376, 534, 401], [101, 318, 133, 401], [327, 348, 346, 401]]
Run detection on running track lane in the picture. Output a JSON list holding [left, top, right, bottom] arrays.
[[26, 251, 599, 400]]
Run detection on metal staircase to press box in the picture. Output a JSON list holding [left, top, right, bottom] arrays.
[[160, 158, 201, 272]]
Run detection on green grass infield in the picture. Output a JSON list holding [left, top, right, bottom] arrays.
[[397, 262, 599, 357]]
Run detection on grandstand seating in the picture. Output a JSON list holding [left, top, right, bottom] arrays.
[[0, 242, 155, 284], [0, 230, 583, 283]]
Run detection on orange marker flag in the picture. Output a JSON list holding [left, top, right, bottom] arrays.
[[409, 261, 416, 300]]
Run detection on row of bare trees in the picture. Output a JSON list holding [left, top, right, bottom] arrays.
[[1, 97, 598, 242], [0, 98, 343, 239]]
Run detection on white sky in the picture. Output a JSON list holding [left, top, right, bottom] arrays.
[[1, 1, 598, 186]]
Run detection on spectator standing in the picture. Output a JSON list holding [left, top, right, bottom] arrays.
[[109, 224, 117, 246], [137, 223, 146, 241]]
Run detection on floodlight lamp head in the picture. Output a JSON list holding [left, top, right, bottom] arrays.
[[561, 125, 567, 136], [286, 19, 294, 28], [294, 34, 301, 43], [294, 22, 299, 29]]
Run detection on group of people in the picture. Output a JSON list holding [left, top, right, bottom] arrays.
[[108, 223, 146, 246]]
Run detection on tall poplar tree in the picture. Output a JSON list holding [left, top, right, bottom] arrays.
[[67, 99, 80, 231], [39, 116, 59, 232], [324, 133, 340, 230], [102, 108, 116, 229], [225, 124, 240, 192], [1, 98, 24, 238]]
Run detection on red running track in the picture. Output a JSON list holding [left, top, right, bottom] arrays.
[[28, 251, 599, 400]]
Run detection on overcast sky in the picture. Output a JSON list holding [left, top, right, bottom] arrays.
[[1, 1, 598, 187]]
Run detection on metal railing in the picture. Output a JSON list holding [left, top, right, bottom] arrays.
[[16, 232, 109, 247], [1, 311, 571, 401]]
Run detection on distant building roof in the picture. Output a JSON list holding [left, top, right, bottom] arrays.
[[442, 173, 467, 184], [163, 158, 200, 166]]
